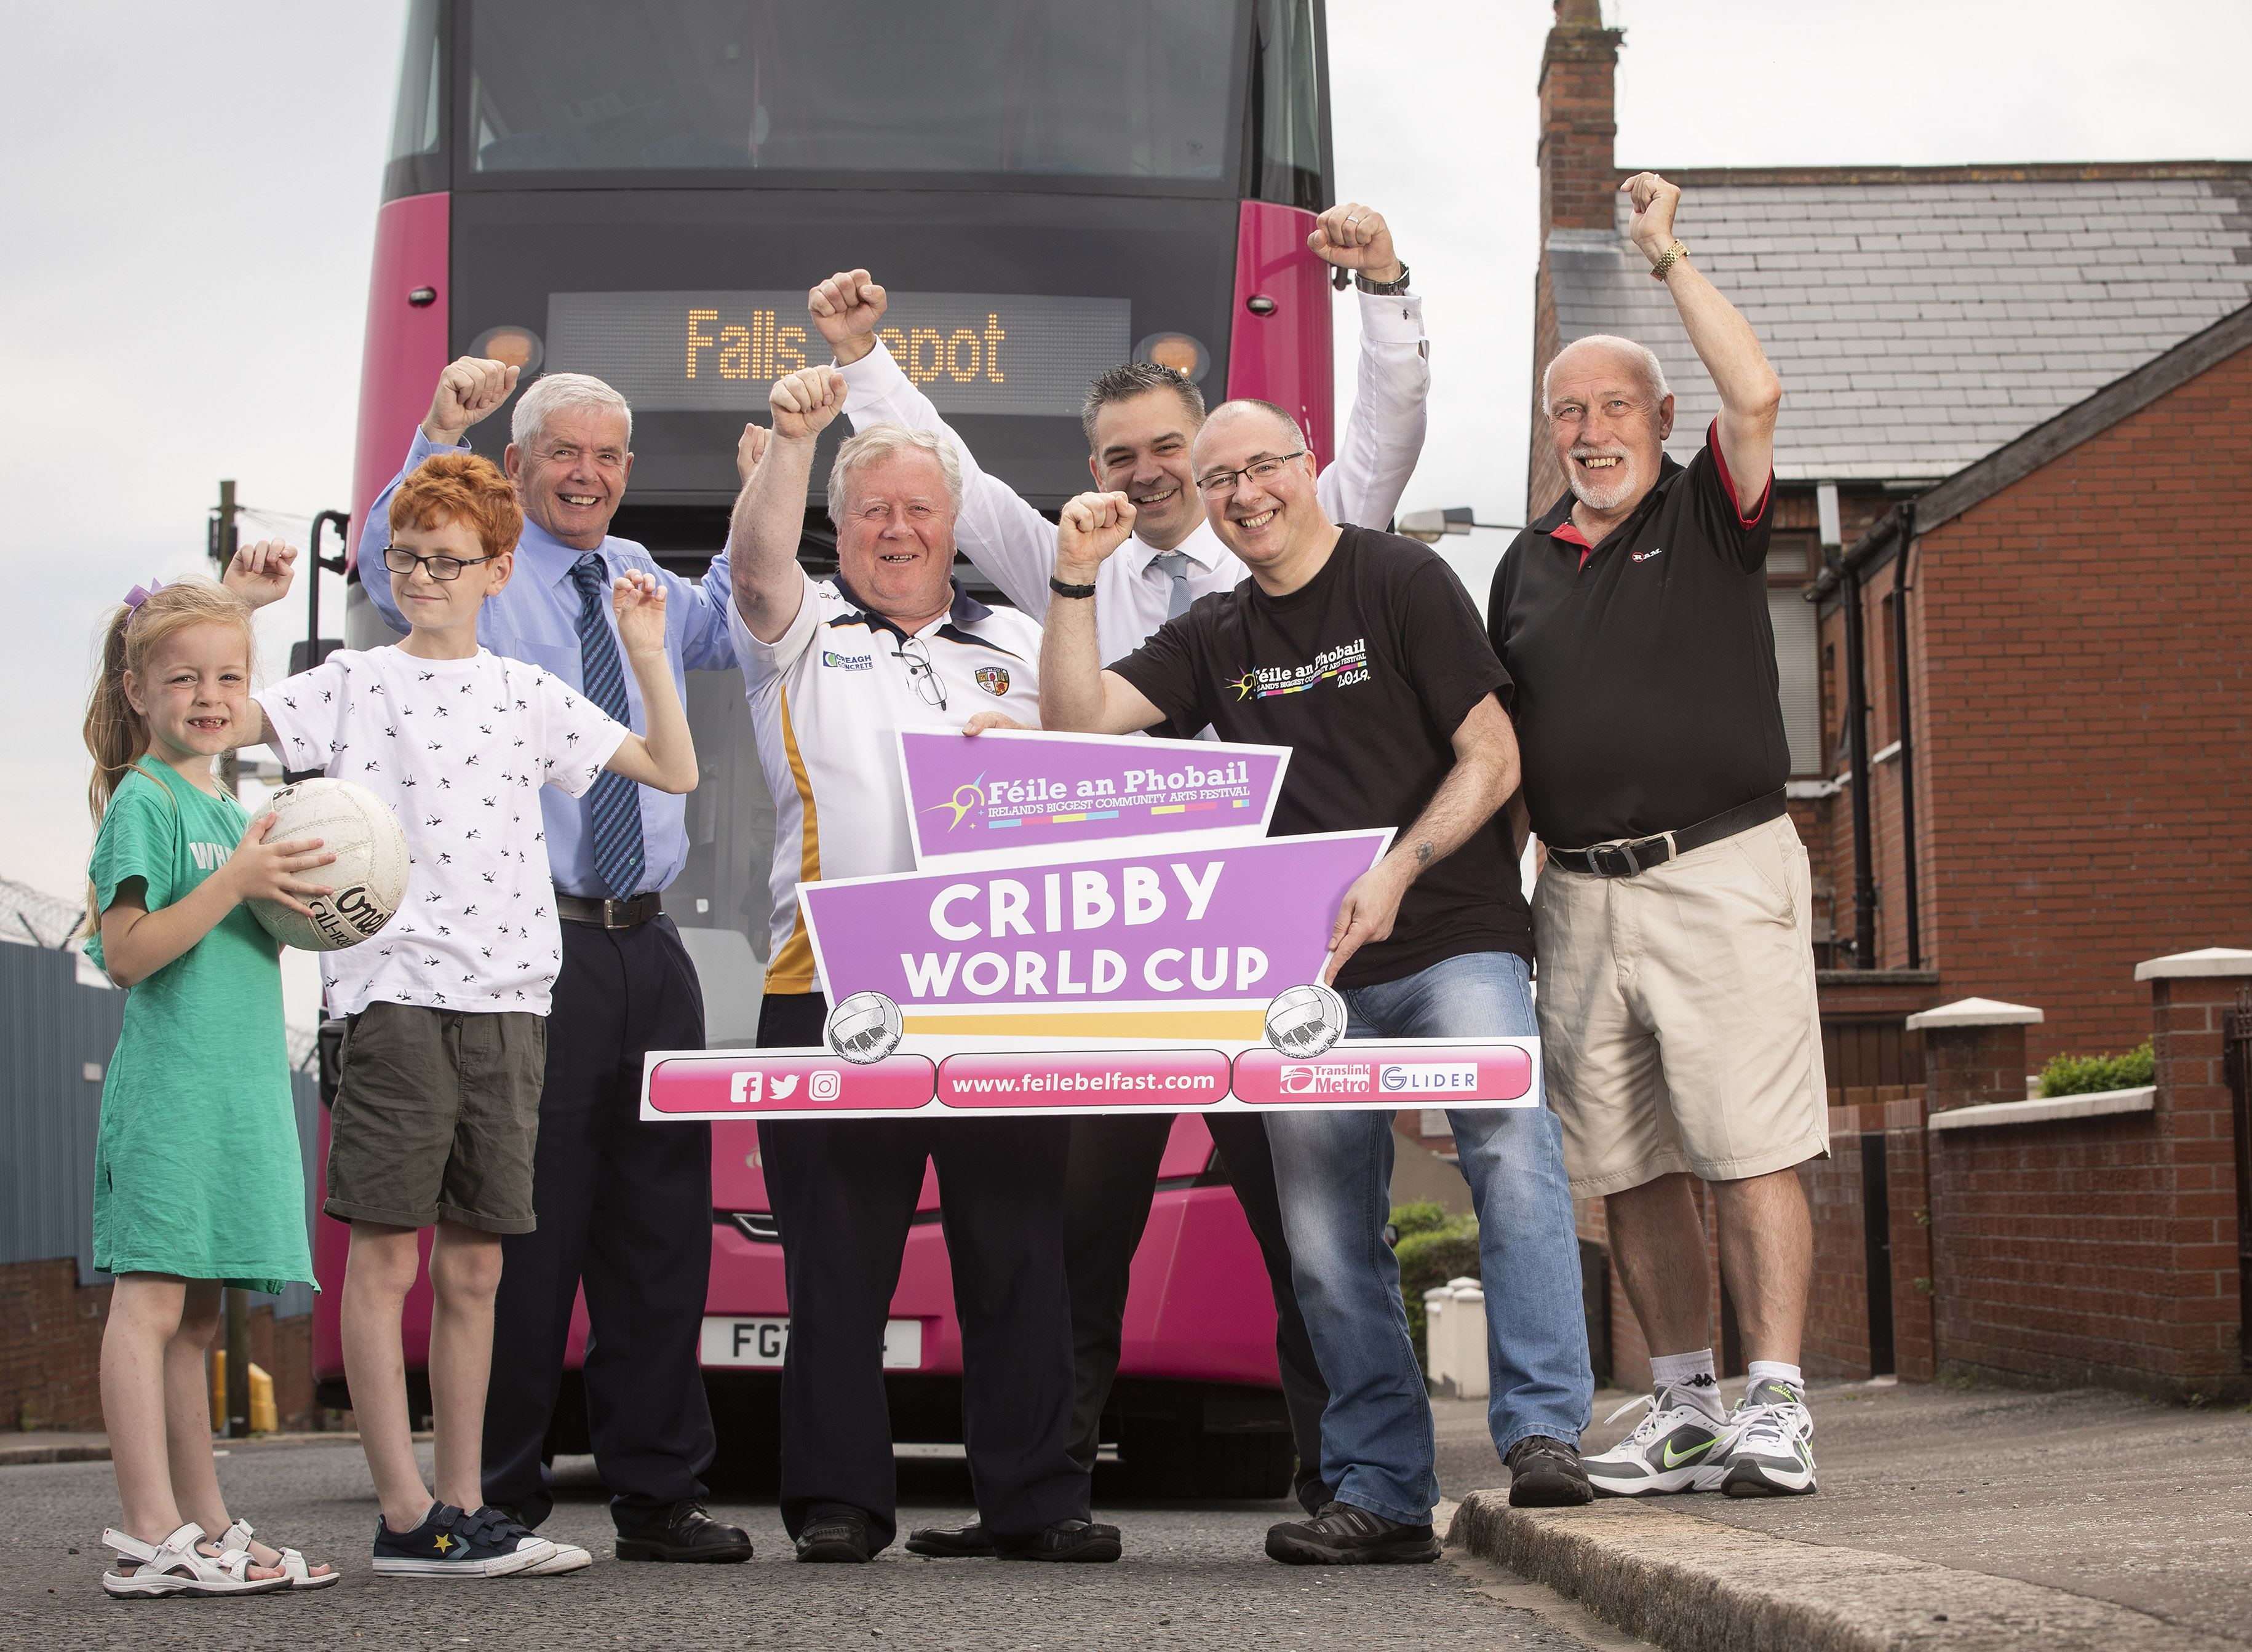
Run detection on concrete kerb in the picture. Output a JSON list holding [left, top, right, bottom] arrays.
[[1445, 1490, 2237, 1652]]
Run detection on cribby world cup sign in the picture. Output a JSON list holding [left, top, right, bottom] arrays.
[[640, 729, 1540, 1121]]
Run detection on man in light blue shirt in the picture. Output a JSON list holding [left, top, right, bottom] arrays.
[[354, 357, 757, 1563]]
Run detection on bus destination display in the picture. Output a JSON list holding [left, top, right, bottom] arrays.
[[546, 290, 1132, 418]]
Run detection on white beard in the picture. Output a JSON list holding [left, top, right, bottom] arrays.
[[1566, 453, 1637, 512]]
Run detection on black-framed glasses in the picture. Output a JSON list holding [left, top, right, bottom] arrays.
[[1194, 451, 1308, 496], [892, 635, 947, 710], [381, 545, 497, 581]]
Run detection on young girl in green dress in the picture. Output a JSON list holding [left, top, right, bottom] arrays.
[[82, 570, 340, 1597]]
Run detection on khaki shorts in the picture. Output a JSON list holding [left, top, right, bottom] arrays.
[[325, 1001, 547, 1234], [1533, 812, 1828, 1196]]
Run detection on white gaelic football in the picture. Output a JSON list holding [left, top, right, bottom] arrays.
[[1265, 983, 1347, 1058], [826, 990, 904, 1065], [248, 778, 411, 953]]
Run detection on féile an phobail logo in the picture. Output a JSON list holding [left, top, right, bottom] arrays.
[[922, 773, 987, 832]]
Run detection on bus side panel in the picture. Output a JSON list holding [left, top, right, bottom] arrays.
[[1118, 1187, 1282, 1387], [1228, 202, 1335, 469], [349, 192, 452, 569]]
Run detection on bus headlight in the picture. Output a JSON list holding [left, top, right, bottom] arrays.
[[1134, 331, 1210, 383], [470, 324, 545, 378]]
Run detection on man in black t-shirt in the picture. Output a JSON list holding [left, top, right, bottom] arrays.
[[1489, 173, 1824, 1502], [1030, 400, 1596, 1565]]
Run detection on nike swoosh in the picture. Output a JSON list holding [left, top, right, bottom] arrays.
[[1661, 1436, 1716, 1468]]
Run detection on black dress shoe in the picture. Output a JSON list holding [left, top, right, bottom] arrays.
[[905, 1521, 995, 1559], [994, 1518, 1121, 1563], [794, 1506, 874, 1563], [613, 1501, 754, 1563], [1505, 1436, 1594, 1507]]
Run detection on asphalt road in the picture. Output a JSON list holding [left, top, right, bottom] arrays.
[[2, 1434, 1633, 1651]]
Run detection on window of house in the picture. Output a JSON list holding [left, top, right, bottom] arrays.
[[1766, 536, 1821, 776]]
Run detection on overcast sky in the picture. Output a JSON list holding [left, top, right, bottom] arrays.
[[5, 1, 2247, 1024]]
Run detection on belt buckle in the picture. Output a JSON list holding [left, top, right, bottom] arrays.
[[1589, 841, 1639, 878], [601, 897, 628, 929]]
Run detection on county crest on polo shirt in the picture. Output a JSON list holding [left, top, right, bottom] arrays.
[[727, 569, 1044, 992]]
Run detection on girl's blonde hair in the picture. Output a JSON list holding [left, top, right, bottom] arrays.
[[81, 578, 256, 924]]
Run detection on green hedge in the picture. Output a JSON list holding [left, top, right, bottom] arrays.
[[1393, 1202, 1480, 1372], [2037, 1040, 2154, 1098]]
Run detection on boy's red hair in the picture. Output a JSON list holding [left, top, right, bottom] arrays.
[[389, 452, 524, 560]]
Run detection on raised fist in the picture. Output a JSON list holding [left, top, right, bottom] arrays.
[[736, 419, 771, 485], [768, 367, 848, 442], [1056, 491, 1137, 580], [808, 269, 888, 367], [611, 568, 670, 656], [1308, 202, 1403, 285], [423, 356, 520, 446], [1618, 172, 1682, 262], [222, 538, 298, 610]]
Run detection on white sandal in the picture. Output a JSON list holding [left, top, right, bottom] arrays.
[[100, 1522, 290, 1597], [218, 1519, 341, 1589]]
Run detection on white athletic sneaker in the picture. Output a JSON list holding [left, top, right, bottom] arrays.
[[1581, 1392, 1730, 1496], [1718, 1378, 1818, 1497], [522, 1540, 594, 1575]]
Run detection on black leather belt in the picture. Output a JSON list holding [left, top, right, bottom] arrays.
[[555, 889, 663, 928], [1548, 788, 1788, 880]]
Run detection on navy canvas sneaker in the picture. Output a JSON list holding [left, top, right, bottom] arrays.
[[372, 1503, 558, 1578]]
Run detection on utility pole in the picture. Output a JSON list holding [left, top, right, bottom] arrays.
[[206, 479, 250, 1437]]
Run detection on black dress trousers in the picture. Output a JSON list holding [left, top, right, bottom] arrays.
[[755, 991, 1083, 1553], [482, 915, 717, 1529], [1062, 1110, 1333, 1512]]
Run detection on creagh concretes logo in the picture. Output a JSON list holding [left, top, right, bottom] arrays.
[[821, 649, 875, 671], [1227, 638, 1369, 700]]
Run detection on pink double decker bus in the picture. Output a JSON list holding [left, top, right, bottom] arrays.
[[320, 0, 1341, 1497]]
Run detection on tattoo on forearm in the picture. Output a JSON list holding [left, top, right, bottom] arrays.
[[1415, 841, 1433, 868]]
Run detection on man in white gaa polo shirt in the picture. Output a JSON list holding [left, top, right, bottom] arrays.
[[802, 204, 1428, 1529], [725, 365, 1109, 1568]]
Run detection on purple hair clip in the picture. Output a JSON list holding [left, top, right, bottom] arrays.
[[121, 579, 164, 622]]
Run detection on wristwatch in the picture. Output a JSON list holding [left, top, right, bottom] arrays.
[[1354, 262, 1410, 296], [1049, 574, 1097, 600]]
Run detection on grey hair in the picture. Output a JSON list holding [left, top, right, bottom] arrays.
[[1542, 335, 1671, 415], [511, 372, 634, 448], [1192, 398, 1306, 460], [827, 423, 964, 525]]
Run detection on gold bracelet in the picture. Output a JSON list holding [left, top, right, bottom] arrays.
[[1650, 240, 1689, 282]]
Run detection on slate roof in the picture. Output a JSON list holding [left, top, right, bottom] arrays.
[[1548, 168, 2252, 483]]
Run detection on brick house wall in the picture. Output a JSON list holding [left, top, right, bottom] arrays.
[[1818, 343, 2252, 1067]]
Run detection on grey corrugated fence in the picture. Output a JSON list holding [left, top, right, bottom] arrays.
[[0, 942, 319, 1317]]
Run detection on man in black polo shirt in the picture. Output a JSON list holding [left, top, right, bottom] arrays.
[[1034, 401, 1596, 1565], [1490, 172, 1824, 1501]]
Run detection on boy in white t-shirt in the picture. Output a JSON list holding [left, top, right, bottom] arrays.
[[241, 453, 698, 1579]]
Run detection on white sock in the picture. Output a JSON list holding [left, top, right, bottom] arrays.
[[1649, 1349, 1724, 1421], [1746, 1359, 1804, 1400]]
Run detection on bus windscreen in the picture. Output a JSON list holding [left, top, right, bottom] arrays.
[[549, 290, 1132, 416], [469, 1, 1238, 181]]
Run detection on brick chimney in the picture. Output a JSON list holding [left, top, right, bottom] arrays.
[[1529, 0, 1626, 512]]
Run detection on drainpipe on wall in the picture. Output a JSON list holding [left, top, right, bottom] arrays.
[[1891, 502, 1921, 968], [1821, 483, 1879, 971]]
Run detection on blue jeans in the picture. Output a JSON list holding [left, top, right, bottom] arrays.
[[1263, 951, 1593, 1523]]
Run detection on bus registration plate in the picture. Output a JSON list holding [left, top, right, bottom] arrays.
[[701, 1316, 923, 1370]]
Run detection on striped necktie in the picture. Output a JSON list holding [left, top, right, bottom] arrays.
[[1155, 552, 1194, 620], [566, 553, 646, 900]]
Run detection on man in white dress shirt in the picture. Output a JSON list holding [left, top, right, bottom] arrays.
[[804, 207, 1432, 1541]]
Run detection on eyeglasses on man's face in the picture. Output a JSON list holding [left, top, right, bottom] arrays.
[[893, 635, 948, 710], [382, 546, 497, 582], [1194, 451, 1308, 496]]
